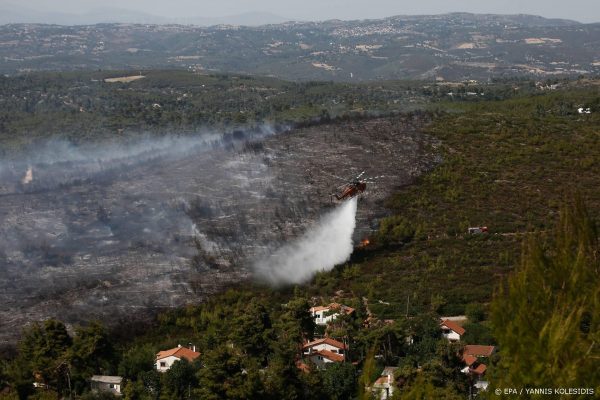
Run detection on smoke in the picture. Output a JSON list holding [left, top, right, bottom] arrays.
[[254, 197, 358, 285], [0, 126, 278, 194]]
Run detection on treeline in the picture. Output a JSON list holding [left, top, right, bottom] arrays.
[[0, 70, 572, 152]]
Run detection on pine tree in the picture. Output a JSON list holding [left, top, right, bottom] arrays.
[[489, 197, 600, 392]]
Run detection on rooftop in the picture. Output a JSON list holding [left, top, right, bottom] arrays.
[[303, 337, 347, 350], [91, 376, 122, 384], [440, 319, 466, 336], [156, 346, 201, 362]]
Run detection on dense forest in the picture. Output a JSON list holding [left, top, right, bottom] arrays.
[[0, 73, 599, 399]]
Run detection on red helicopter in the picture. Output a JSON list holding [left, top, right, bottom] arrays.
[[331, 171, 383, 201]]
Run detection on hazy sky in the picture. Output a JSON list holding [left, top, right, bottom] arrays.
[[6, 0, 600, 23]]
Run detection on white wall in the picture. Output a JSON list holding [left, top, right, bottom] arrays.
[[441, 329, 461, 342], [156, 355, 180, 372], [308, 354, 337, 369], [312, 310, 340, 325]]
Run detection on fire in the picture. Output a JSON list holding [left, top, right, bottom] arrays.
[[359, 238, 370, 247]]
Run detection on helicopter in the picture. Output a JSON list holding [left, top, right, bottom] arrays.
[[330, 171, 384, 201]]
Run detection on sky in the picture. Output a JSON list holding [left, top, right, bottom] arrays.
[[3, 0, 600, 23]]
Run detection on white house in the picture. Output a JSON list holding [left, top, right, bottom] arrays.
[[440, 319, 466, 342], [303, 337, 347, 356], [90, 376, 123, 395], [156, 345, 201, 372], [306, 349, 345, 369], [303, 337, 347, 369], [371, 367, 397, 400], [310, 303, 355, 326]]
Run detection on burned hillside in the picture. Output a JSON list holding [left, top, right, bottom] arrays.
[[0, 115, 439, 344]]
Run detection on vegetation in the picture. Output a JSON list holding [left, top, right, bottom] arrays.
[[1, 75, 599, 398], [489, 196, 600, 393]]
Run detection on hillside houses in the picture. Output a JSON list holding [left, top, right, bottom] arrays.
[[155, 345, 201, 372], [461, 345, 496, 392]]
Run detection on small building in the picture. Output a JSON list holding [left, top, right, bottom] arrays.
[[578, 107, 592, 114], [156, 345, 201, 372], [440, 319, 466, 342], [310, 303, 355, 325], [91, 375, 123, 395], [371, 367, 398, 400]]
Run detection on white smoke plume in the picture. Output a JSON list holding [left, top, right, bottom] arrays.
[[254, 197, 358, 285]]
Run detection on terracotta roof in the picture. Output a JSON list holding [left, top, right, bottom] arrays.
[[310, 306, 330, 312], [440, 319, 466, 336], [156, 346, 201, 362], [311, 349, 344, 363], [471, 363, 487, 375], [464, 345, 495, 357], [463, 354, 478, 366], [303, 337, 347, 351]]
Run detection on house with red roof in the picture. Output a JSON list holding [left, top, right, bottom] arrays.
[[155, 344, 201, 372], [302, 337, 347, 369], [461, 345, 496, 392], [440, 319, 466, 342], [310, 303, 355, 326]]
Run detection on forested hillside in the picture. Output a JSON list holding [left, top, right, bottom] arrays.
[[1, 76, 598, 399]]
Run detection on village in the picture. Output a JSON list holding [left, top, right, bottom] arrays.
[[80, 299, 494, 399]]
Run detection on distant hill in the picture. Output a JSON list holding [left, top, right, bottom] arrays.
[[0, 13, 598, 81], [0, 4, 290, 26]]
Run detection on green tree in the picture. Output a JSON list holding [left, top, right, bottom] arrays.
[[162, 359, 197, 399], [464, 303, 485, 323], [69, 321, 115, 392], [118, 344, 156, 380], [196, 345, 263, 400], [139, 370, 161, 400], [490, 197, 600, 391], [15, 319, 72, 391], [321, 363, 357, 400], [229, 299, 273, 363]]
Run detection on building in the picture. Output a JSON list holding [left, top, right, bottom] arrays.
[[371, 367, 398, 399], [306, 349, 345, 369], [303, 337, 347, 356], [156, 345, 201, 372], [310, 303, 355, 325], [461, 345, 496, 392], [303, 337, 347, 369], [440, 319, 466, 342], [90, 376, 123, 395]]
